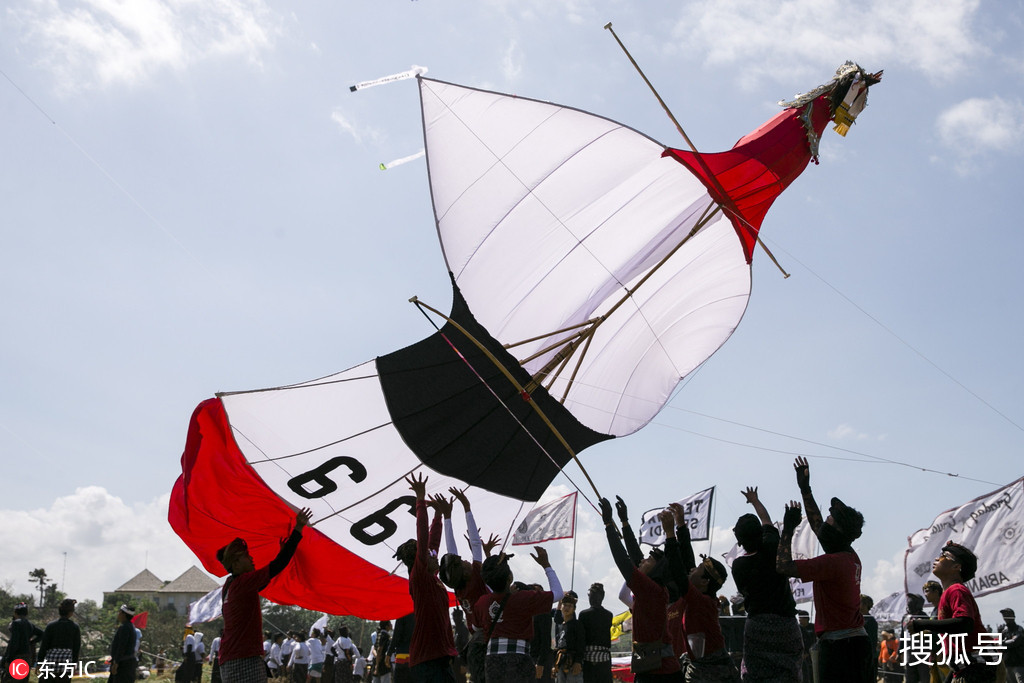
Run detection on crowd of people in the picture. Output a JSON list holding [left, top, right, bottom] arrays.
[[6, 460, 1023, 683]]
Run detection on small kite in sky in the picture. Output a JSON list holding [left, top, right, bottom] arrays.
[[170, 63, 881, 619]]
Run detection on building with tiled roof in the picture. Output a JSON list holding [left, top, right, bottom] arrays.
[[104, 566, 220, 617]]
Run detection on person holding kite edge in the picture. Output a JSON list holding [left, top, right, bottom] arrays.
[[600, 497, 682, 682], [776, 458, 872, 683], [659, 506, 738, 682], [216, 506, 312, 683], [731, 487, 801, 681], [437, 486, 491, 683], [473, 547, 564, 683], [397, 474, 459, 683]]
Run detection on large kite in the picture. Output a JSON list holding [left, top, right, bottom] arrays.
[[170, 63, 880, 618]]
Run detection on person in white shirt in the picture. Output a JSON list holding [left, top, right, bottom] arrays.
[[289, 633, 310, 683], [282, 635, 295, 669], [307, 630, 326, 680], [267, 634, 284, 679], [209, 632, 222, 683], [332, 628, 354, 683], [351, 646, 367, 683], [193, 633, 206, 683]]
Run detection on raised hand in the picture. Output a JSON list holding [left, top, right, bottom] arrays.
[[741, 487, 759, 505], [615, 495, 629, 524], [405, 472, 428, 499], [449, 486, 471, 511], [657, 509, 675, 538], [531, 545, 551, 569], [481, 532, 502, 556], [295, 507, 313, 530], [428, 494, 453, 517], [668, 502, 687, 525], [783, 500, 803, 534], [599, 498, 614, 525], [794, 457, 810, 492]]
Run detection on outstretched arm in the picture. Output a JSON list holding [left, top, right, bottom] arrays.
[[616, 496, 644, 566], [742, 487, 773, 526], [669, 503, 696, 573], [602, 498, 635, 581], [451, 486, 484, 563], [532, 546, 564, 602], [776, 501, 802, 577], [793, 458, 824, 534], [269, 507, 312, 579], [659, 509, 688, 592]]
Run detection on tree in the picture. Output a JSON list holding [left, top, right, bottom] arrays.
[[0, 582, 35, 620], [28, 568, 48, 608], [43, 583, 65, 608]]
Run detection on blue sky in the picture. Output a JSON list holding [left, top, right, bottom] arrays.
[[2, 0, 1023, 624]]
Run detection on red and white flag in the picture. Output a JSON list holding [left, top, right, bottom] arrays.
[[511, 492, 577, 545]]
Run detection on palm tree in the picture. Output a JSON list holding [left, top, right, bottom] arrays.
[[29, 568, 48, 608]]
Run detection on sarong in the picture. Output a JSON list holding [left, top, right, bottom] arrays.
[[740, 614, 803, 681]]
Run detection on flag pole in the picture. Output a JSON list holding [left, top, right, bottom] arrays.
[[571, 494, 578, 591]]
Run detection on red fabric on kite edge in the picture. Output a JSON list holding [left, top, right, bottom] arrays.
[[169, 397, 438, 619], [663, 95, 832, 263]]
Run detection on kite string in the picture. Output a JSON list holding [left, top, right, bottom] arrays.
[[411, 299, 601, 513], [550, 374, 1003, 486], [761, 236, 1024, 436], [0, 68, 212, 276]]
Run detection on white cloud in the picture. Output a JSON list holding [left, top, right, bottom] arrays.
[[936, 96, 1024, 153], [670, 0, 984, 85], [330, 109, 383, 145], [862, 548, 907, 602], [502, 38, 524, 82], [0, 487, 213, 604], [828, 423, 871, 440], [11, 0, 283, 93]]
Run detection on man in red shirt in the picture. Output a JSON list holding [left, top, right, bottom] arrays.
[[401, 474, 458, 683], [777, 457, 872, 683], [907, 543, 993, 683], [474, 549, 564, 683], [216, 507, 311, 683]]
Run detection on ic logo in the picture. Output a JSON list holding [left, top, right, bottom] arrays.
[[8, 659, 30, 680]]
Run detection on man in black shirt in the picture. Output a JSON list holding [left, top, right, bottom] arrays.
[[2, 602, 43, 683], [999, 608, 1024, 683], [576, 584, 611, 683], [38, 599, 81, 679], [388, 613, 414, 683], [109, 605, 138, 683]]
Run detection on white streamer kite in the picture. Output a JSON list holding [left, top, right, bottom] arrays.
[[379, 149, 425, 170], [350, 65, 428, 92]]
